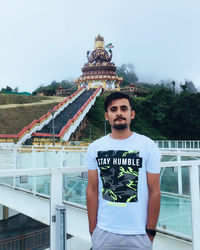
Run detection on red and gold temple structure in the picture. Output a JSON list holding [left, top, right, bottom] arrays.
[[75, 35, 123, 91]]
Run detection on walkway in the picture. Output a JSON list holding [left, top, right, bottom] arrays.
[[0, 97, 66, 109]]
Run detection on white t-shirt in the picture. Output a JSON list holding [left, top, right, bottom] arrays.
[[86, 132, 160, 235]]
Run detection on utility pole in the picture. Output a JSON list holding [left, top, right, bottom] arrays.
[[50, 110, 55, 146], [172, 81, 176, 95], [89, 124, 92, 141], [103, 120, 107, 135]]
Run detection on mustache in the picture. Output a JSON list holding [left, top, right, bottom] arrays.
[[114, 117, 126, 122]]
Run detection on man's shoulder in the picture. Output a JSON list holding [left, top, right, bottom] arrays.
[[134, 132, 155, 145], [134, 133, 159, 153], [88, 135, 109, 150], [92, 135, 109, 144]]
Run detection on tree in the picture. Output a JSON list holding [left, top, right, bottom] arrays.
[[32, 80, 76, 96], [171, 81, 176, 95], [185, 80, 197, 93], [169, 93, 200, 139], [180, 80, 197, 93], [148, 87, 175, 132], [180, 83, 187, 92], [116, 63, 138, 85], [0, 86, 13, 93], [14, 87, 19, 93]]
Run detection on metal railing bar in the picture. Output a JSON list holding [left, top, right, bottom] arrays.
[[156, 228, 192, 242], [161, 191, 190, 199], [0, 161, 199, 178], [0, 166, 88, 178]]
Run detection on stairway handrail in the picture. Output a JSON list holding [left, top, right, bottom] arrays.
[[32, 87, 102, 139], [0, 87, 85, 142]]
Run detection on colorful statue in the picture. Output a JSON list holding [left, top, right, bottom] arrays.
[[75, 35, 123, 91], [87, 35, 112, 63]]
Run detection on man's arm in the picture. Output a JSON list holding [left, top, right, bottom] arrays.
[[146, 172, 161, 242], [87, 169, 98, 235]]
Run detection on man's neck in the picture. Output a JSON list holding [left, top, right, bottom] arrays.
[[110, 128, 133, 140]]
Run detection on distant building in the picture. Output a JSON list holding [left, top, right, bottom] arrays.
[[37, 92, 45, 96], [55, 86, 72, 96], [56, 86, 65, 95], [120, 84, 148, 97]]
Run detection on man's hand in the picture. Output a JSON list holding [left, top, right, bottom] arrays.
[[87, 170, 98, 236], [90, 227, 96, 236], [147, 233, 154, 242], [146, 172, 160, 241]]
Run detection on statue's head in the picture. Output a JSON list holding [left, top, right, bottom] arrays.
[[94, 34, 105, 50]]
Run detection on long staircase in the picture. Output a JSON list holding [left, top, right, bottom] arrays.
[[0, 87, 102, 145], [38, 90, 95, 135], [24, 88, 100, 145]]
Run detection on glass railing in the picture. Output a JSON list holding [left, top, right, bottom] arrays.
[[62, 175, 195, 238], [63, 175, 87, 205], [60, 140, 200, 149], [0, 146, 200, 240], [155, 140, 200, 149], [1, 175, 194, 238], [20, 174, 192, 238], [0, 147, 87, 170], [158, 194, 191, 237]]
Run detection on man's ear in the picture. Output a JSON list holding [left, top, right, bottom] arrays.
[[131, 110, 135, 120], [105, 112, 108, 121]]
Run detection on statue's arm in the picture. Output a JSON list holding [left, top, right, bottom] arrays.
[[87, 50, 96, 63], [87, 51, 90, 62], [108, 49, 112, 61]]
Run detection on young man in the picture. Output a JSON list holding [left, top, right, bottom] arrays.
[[86, 92, 160, 250]]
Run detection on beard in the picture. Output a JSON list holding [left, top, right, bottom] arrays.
[[112, 117, 127, 130], [113, 123, 127, 130]]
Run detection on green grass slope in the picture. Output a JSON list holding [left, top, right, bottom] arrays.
[[0, 103, 59, 134], [0, 94, 50, 105]]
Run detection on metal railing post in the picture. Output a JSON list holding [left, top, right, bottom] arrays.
[[60, 149, 64, 168], [50, 169, 66, 250], [13, 147, 16, 188], [13, 147, 17, 169], [189, 164, 200, 250], [177, 151, 183, 195], [56, 205, 67, 250], [32, 147, 36, 195]]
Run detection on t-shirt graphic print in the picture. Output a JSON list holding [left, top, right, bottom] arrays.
[[96, 150, 142, 203]]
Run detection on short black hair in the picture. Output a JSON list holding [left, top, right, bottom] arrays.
[[104, 92, 133, 111]]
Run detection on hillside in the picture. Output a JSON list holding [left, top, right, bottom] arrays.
[[0, 94, 50, 105], [0, 94, 68, 134], [79, 94, 167, 141], [0, 103, 60, 134], [79, 89, 200, 141], [0, 87, 199, 140]]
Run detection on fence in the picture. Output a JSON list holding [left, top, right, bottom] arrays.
[[0, 227, 49, 250]]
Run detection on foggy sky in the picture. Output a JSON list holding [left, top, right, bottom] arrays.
[[0, 0, 200, 92]]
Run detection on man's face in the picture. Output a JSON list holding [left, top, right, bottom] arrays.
[[105, 98, 135, 130]]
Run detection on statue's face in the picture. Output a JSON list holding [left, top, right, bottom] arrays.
[[95, 41, 104, 49]]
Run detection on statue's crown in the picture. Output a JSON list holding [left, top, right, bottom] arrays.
[[95, 35, 104, 42]]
